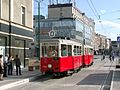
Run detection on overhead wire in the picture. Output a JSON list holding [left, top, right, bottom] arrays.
[[86, 0, 99, 20], [85, 0, 109, 37], [89, 0, 100, 17]]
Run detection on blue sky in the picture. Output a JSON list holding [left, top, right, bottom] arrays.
[[34, 0, 120, 41]]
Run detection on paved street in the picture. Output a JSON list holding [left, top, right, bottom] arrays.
[[7, 55, 116, 90]]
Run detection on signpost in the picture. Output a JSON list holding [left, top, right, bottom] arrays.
[[117, 36, 120, 42], [116, 36, 120, 68]]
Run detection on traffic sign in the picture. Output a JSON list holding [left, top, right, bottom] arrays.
[[49, 30, 55, 37], [117, 36, 120, 42]]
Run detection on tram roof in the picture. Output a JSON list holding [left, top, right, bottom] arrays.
[[84, 45, 93, 48], [40, 39, 82, 46]]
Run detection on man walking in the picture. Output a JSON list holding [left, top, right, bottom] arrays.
[[112, 52, 115, 61], [14, 55, 22, 75]]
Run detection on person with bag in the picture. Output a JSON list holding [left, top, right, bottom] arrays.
[[8, 56, 13, 75], [0, 55, 4, 80], [14, 55, 22, 75]]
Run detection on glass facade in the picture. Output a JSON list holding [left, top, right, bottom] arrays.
[[10, 39, 25, 67], [0, 36, 6, 46], [40, 19, 76, 38], [39, 19, 84, 42], [38, 18, 93, 46], [0, 34, 31, 68], [0, 36, 7, 56]]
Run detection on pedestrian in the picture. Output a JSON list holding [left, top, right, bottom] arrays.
[[0, 55, 4, 80], [8, 56, 13, 75], [112, 52, 115, 61], [109, 54, 112, 62], [14, 55, 22, 75], [3, 54, 8, 77], [101, 51, 105, 60]]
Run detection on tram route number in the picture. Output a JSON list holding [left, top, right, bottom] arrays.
[[49, 30, 55, 37]]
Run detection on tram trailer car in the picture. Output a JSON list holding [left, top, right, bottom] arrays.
[[83, 45, 94, 66], [40, 39, 94, 76]]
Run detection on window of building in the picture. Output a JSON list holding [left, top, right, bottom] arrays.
[[21, 6, 25, 25]]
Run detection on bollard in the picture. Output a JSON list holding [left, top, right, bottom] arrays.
[[116, 59, 120, 68]]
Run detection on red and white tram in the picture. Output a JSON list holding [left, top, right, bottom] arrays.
[[40, 39, 94, 76]]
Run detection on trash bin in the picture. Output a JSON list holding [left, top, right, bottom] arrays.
[[28, 59, 36, 71], [34, 61, 39, 70], [28, 66, 34, 71]]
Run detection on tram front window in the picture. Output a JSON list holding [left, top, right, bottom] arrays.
[[42, 45, 58, 57]]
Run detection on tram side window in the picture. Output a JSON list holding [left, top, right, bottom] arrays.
[[68, 45, 72, 56], [73, 46, 77, 55], [42, 46, 47, 57], [61, 45, 67, 56], [90, 48, 93, 54], [85, 48, 87, 54], [77, 46, 81, 55], [88, 48, 91, 54]]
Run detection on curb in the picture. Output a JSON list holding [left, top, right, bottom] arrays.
[[0, 74, 40, 90]]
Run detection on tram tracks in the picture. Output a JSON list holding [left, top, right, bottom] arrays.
[[98, 61, 114, 90], [81, 58, 114, 90], [99, 62, 113, 90]]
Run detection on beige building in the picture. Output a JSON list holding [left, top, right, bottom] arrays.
[[94, 33, 111, 52], [0, 0, 33, 67]]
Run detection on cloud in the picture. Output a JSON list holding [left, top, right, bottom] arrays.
[[101, 20, 120, 29], [100, 10, 106, 15], [95, 20, 120, 40], [95, 20, 120, 30]]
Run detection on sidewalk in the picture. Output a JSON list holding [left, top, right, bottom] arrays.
[[0, 67, 41, 90]]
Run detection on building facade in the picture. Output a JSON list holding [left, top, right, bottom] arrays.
[[34, 3, 95, 50], [94, 33, 111, 54], [0, 0, 33, 67]]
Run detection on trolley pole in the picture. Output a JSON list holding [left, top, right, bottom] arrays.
[[38, 0, 40, 60]]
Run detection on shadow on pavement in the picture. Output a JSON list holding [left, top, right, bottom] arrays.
[[77, 71, 113, 85]]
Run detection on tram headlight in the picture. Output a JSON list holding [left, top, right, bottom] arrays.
[[48, 64, 52, 68]]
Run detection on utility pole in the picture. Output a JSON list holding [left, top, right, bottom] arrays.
[[9, 0, 11, 56], [38, 0, 40, 60], [82, 13, 85, 65]]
